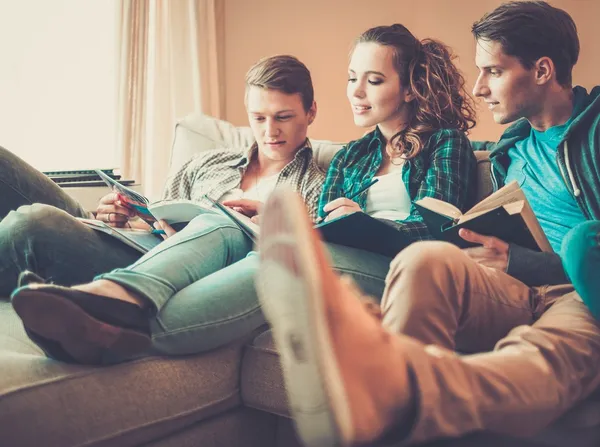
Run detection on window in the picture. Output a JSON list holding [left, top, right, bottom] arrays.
[[0, 0, 118, 171]]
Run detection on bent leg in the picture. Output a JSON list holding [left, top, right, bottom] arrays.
[[329, 285, 600, 444], [0, 204, 140, 296], [442, 288, 600, 439], [0, 146, 89, 219], [149, 253, 264, 355], [562, 220, 600, 319], [149, 244, 391, 356], [381, 241, 535, 352], [96, 213, 254, 310]]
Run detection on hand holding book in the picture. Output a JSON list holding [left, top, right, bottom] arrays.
[[94, 192, 142, 228], [94, 169, 156, 225], [152, 220, 176, 240], [221, 198, 263, 219], [458, 228, 510, 271], [414, 181, 552, 252]]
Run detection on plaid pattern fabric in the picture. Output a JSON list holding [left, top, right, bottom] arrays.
[[162, 140, 325, 221], [318, 127, 476, 243]]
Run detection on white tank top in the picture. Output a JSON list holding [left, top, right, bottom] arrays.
[[365, 170, 411, 221]]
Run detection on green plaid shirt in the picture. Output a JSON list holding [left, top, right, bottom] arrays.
[[318, 127, 476, 243]]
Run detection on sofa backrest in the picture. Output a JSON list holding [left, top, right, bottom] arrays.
[[170, 114, 493, 203]]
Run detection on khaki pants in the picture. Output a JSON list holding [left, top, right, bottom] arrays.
[[379, 241, 600, 443]]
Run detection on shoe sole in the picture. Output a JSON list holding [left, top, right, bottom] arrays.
[[257, 190, 352, 446], [12, 290, 151, 365]]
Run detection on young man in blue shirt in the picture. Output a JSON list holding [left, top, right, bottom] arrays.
[[253, 1, 600, 446]]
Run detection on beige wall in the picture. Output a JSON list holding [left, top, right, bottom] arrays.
[[222, 0, 599, 143]]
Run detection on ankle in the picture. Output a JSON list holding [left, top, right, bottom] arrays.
[[74, 280, 146, 308]]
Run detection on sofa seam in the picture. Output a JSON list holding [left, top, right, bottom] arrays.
[[77, 390, 242, 447], [0, 355, 209, 400]]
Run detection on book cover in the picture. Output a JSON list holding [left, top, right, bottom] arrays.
[[315, 212, 410, 258], [414, 202, 543, 251], [414, 181, 552, 252], [77, 218, 161, 254]]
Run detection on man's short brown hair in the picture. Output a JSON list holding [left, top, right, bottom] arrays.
[[472, 1, 579, 87], [245, 55, 314, 112]]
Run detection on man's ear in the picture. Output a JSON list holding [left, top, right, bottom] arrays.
[[308, 101, 317, 124], [534, 57, 554, 86]]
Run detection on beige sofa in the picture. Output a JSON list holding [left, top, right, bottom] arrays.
[[1, 114, 599, 447]]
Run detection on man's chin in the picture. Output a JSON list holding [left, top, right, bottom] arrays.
[[261, 146, 298, 161], [493, 113, 519, 125]]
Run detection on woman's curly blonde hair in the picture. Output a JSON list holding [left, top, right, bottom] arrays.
[[356, 24, 476, 159]]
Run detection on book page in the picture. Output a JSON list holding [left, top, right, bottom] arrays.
[[204, 196, 260, 241], [414, 197, 463, 220], [512, 200, 553, 252], [148, 200, 216, 225], [465, 181, 525, 216], [457, 200, 524, 225]]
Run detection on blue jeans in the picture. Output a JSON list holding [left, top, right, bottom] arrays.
[[0, 146, 141, 297], [97, 213, 392, 356], [562, 220, 600, 319], [0, 205, 142, 297]]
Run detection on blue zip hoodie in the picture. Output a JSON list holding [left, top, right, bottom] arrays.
[[480, 86, 600, 286]]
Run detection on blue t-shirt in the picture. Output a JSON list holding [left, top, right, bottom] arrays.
[[505, 90, 587, 254]]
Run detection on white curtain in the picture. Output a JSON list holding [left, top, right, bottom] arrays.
[[116, 0, 224, 199]]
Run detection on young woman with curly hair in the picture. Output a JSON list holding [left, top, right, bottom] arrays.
[[319, 23, 477, 255]]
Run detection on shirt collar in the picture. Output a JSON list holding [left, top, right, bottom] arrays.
[[368, 126, 385, 152], [224, 143, 257, 169]]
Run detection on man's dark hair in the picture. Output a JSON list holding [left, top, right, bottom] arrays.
[[472, 1, 579, 86]]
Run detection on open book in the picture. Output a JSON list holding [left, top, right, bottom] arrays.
[[86, 169, 259, 249], [414, 181, 552, 252], [77, 218, 162, 254]]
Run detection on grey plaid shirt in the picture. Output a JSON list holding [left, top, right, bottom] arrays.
[[162, 140, 325, 221]]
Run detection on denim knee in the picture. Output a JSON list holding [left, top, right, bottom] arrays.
[[3, 204, 73, 248]]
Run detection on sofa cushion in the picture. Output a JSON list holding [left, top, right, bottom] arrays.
[[474, 150, 493, 202], [240, 328, 289, 418], [0, 301, 244, 447], [241, 329, 600, 447]]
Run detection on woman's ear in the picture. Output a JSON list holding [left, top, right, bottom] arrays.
[[404, 89, 415, 103]]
